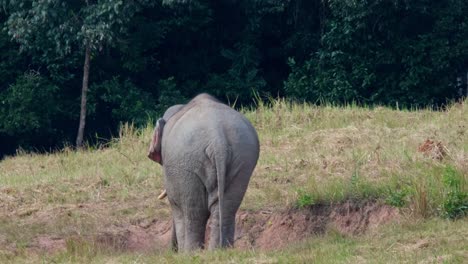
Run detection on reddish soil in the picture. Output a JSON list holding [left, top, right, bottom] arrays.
[[417, 139, 448, 161], [14, 200, 398, 254]]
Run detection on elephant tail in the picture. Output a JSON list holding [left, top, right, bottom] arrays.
[[215, 146, 228, 247]]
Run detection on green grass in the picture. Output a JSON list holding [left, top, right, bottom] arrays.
[[0, 98, 467, 263]]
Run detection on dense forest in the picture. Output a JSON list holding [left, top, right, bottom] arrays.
[[0, 0, 467, 157]]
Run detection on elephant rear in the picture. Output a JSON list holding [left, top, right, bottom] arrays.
[[194, 101, 259, 248], [155, 93, 259, 251]]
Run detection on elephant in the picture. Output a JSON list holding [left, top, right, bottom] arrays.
[[148, 93, 260, 252]]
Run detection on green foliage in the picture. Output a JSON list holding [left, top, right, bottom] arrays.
[[441, 165, 467, 219], [0, 27, 28, 92], [284, 57, 315, 102], [3, 0, 156, 58], [207, 43, 266, 102], [88, 77, 156, 126], [386, 188, 408, 208], [0, 72, 63, 147], [156, 77, 188, 114], [285, 0, 468, 106], [296, 189, 314, 208]]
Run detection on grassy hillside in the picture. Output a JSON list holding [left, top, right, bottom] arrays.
[[0, 99, 467, 263]]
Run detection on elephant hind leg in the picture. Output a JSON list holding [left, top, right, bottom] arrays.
[[171, 207, 185, 251], [171, 199, 209, 252], [208, 203, 236, 250], [167, 168, 210, 252], [209, 183, 246, 250], [208, 164, 255, 250], [183, 210, 209, 251]]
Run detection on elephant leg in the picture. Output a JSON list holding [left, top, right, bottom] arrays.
[[208, 202, 236, 249], [170, 205, 185, 251], [170, 194, 209, 252], [208, 197, 239, 249], [166, 168, 209, 252], [208, 165, 254, 250], [183, 206, 209, 251]]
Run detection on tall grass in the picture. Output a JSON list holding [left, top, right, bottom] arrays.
[[242, 98, 467, 217]]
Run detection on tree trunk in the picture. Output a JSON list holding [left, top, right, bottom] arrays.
[[76, 43, 91, 148]]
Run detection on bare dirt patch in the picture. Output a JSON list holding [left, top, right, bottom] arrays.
[[236, 201, 398, 250], [33, 236, 67, 253], [1, 201, 398, 254]]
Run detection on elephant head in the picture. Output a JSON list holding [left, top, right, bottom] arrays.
[[147, 104, 184, 164]]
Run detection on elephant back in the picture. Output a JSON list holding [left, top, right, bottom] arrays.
[[161, 97, 259, 172]]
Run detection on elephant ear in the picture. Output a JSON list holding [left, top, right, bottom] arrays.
[[148, 118, 166, 164]]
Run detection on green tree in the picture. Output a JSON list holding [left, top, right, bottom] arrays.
[[0, 72, 62, 147], [2, 0, 154, 147], [285, 0, 468, 106]]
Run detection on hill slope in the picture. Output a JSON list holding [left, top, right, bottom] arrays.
[[0, 100, 466, 263]]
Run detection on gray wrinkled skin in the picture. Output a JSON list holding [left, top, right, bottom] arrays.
[[157, 94, 259, 252]]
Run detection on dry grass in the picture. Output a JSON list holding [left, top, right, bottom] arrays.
[[243, 99, 467, 214], [0, 98, 467, 262]]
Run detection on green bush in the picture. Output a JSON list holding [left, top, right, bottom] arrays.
[[284, 0, 468, 106], [88, 77, 157, 126], [206, 43, 266, 105], [441, 166, 468, 219], [296, 189, 315, 208], [0, 72, 63, 147], [386, 188, 408, 208], [156, 77, 187, 115]]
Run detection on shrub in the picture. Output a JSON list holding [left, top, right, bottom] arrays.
[[441, 166, 467, 219], [0, 71, 63, 148], [296, 189, 314, 208], [88, 77, 157, 126]]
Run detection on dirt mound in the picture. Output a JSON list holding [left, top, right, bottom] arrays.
[[418, 139, 448, 161], [6, 201, 398, 254], [235, 201, 398, 250]]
